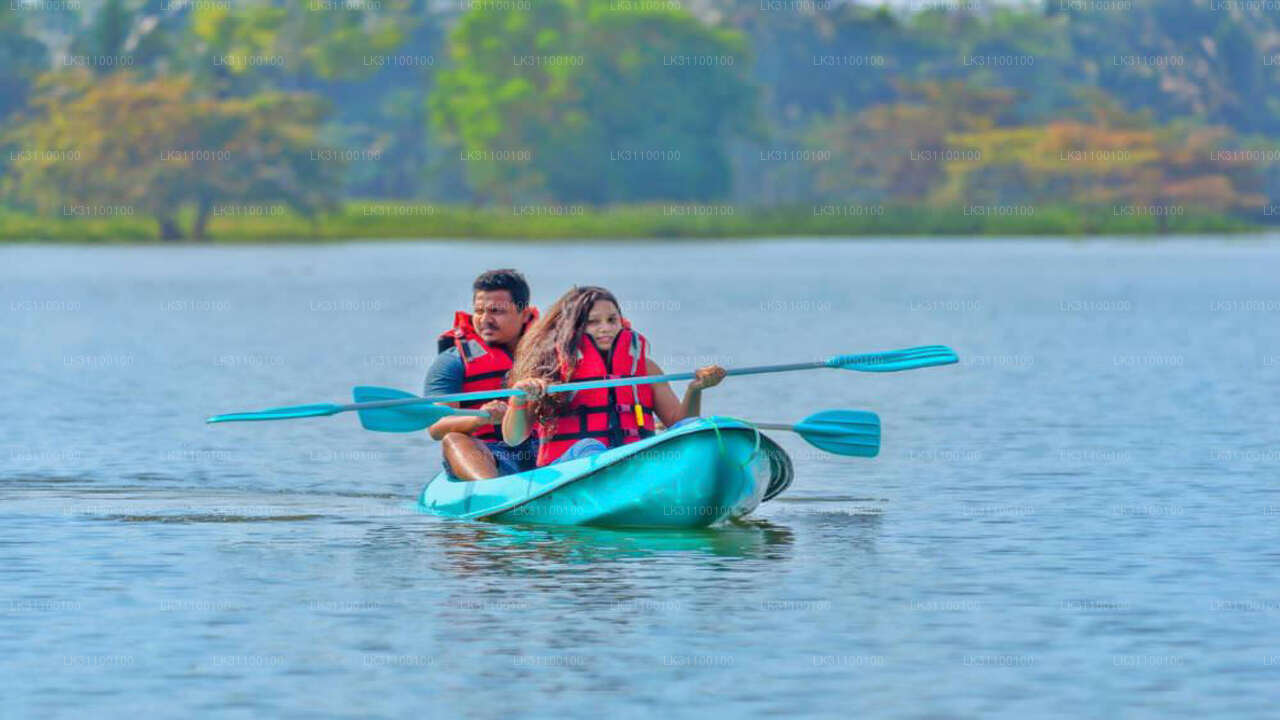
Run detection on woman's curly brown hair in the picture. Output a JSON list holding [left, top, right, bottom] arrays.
[[509, 286, 622, 427]]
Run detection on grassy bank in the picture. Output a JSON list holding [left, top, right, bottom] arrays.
[[0, 202, 1262, 242]]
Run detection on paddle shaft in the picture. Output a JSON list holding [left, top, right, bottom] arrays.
[[206, 346, 954, 424], [434, 408, 489, 417], [755, 421, 842, 435], [754, 420, 875, 437], [328, 360, 831, 414]]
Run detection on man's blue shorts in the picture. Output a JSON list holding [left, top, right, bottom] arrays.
[[442, 437, 539, 477]]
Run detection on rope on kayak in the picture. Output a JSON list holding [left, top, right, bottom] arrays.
[[707, 415, 726, 455]]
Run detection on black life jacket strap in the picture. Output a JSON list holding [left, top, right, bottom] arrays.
[[548, 428, 655, 442], [550, 428, 613, 441], [566, 403, 656, 415]]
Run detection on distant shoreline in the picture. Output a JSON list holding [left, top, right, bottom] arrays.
[[0, 202, 1263, 242]]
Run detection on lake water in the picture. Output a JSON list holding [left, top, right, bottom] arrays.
[[3, 239, 1278, 718]]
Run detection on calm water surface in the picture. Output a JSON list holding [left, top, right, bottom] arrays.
[[3, 239, 1278, 718]]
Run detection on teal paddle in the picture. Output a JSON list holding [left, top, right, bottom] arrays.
[[357, 386, 879, 459], [354, 382, 882, 458], [351, 386, 488, 432], [754, 410, 881, 458], [206, 345, 957, 425]]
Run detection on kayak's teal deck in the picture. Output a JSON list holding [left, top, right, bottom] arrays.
[[418, 417, 793, 528]]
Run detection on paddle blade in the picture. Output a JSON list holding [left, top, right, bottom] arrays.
[[206, 403, 341, 424], [352, 386, 445, 433], [827, 345, 958, 373], [794, 410, 881, 457]]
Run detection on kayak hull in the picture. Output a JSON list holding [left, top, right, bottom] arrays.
[[418, 417, 792, 528]]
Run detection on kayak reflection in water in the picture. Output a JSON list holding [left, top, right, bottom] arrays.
[[503, 285, 726, 467]]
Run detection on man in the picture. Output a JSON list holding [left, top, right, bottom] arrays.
[[426, 269, 539, 480]]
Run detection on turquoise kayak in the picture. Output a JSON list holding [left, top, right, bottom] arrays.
[[418, 416, 794, 528]]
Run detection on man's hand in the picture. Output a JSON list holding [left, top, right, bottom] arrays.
[[479, 400, 508, 426], [689, 364, 727, 391]]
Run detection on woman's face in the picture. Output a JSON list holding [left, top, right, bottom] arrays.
[[583, 299, 623, 352]]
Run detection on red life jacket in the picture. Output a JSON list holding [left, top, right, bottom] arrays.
[[436, 309, 537, 442], [535, 327, 657, 466]]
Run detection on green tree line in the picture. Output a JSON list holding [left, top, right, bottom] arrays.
[[2, 0, 1279, 239]]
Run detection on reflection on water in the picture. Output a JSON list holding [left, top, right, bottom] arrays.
[[423, 517, 797, 569]]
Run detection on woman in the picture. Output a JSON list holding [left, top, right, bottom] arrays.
[[503, 286, 726, 466]]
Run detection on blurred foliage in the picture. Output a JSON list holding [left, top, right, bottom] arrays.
[[4, 71, 342, 239], [1051, 0, 1280, 135], [807, 80, 1267, 221], [3, 0, 1280, 238], [432, 0, 759, 203], [0, 7, 49, 126], [939, 121, 1267, 214], [0, 201, 1253, 242], [808, 81, 1017, 203], [183, 1, 408, 90]]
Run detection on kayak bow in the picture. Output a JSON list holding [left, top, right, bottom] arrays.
[[419, 417, 795, 528]]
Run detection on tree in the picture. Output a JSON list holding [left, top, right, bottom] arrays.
[[432, 0, 759, 204], [807, 82, 1015, 203], [430, 0, 574, 203], [0, 8, 48, 123], [6, 71, 342, 239], [1057, 0, 1280, 135], [185, 2, 408, 95], [712, 1, 905, 126], [939, 119, 1265, 221], [71, 0, 131, 62]]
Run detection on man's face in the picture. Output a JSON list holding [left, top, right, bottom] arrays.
[[472, 289, 528, 347]]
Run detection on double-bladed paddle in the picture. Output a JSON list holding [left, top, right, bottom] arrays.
[[353, 387, 881, 458], [205, 345, 957, 425], [357, 391, 881, 458]]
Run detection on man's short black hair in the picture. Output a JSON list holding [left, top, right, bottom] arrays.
[[473, 268, 530, 309]]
